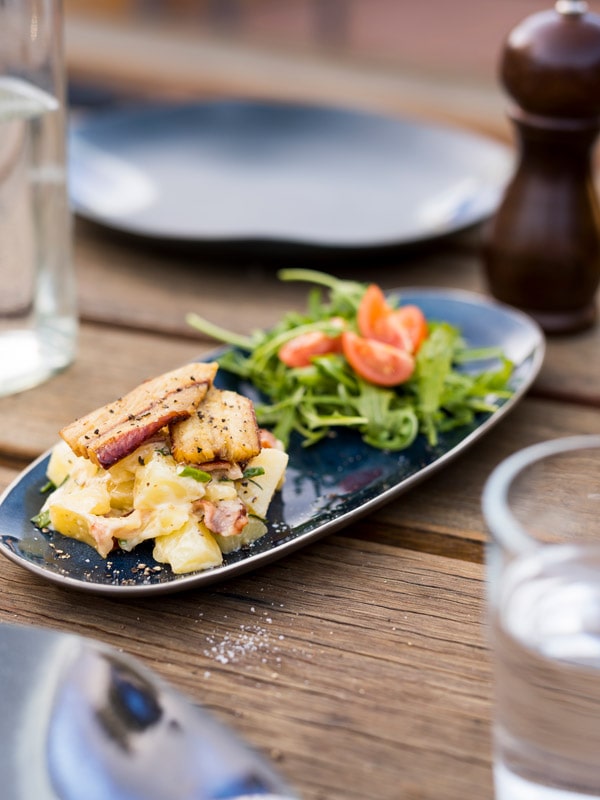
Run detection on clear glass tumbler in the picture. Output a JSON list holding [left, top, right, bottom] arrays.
[[483, 434, 600, 800], [0, 0, 77, 396]]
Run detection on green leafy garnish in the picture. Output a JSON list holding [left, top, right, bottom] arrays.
[[177, 465, 212, 482], [31, 509, 51, 529], [243, 466, 265, 479], [242, 465, 266, 488], [187, 269, 514, 452]]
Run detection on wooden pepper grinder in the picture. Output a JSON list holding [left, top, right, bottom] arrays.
[[483, 0, 600, 333]]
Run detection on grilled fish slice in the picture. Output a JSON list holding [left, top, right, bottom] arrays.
[[60, 362, 218, 469], [170, 387, 260, 465]]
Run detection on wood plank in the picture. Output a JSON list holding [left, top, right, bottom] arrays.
[[73, 221, 489, 336], [0, 533, 492, 800]]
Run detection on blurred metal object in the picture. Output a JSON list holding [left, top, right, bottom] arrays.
[[0, 622, 298, 800]]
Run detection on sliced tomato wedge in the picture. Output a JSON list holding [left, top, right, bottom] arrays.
[[357, 283, 413, 352], [341, 331, 415, 387], [357, 284, 389, 339], [390, 305, 428, 352], [278, 330, 342, 368]]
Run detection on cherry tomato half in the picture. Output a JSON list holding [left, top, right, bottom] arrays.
[[390, 305, 428, 352], [341, 331, 415, 387], [357, 284, 413, 352], [278, 330, 342, 368]]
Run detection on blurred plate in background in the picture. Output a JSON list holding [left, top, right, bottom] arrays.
[[68, 100, 513, 250]]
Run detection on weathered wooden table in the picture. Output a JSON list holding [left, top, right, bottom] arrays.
[[1, 216, 599, 800]]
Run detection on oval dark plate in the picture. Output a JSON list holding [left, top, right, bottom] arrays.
[[68, 100, 513, 250], [0, 289, 544, 596]]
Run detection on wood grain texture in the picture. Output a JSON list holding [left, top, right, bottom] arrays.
[[0, 534, 491, 800]]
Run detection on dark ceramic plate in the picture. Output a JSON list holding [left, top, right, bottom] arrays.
[[0, 289, 544, 596], [68, 100, 513, 249]]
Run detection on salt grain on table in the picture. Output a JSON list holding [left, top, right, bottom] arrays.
[[203, 623, 283, 666]]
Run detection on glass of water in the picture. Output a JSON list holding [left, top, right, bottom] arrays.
[[0, 0, 77, 396], [483, 434, 600, 800]]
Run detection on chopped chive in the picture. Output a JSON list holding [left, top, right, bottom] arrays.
[[31, 509, 51, 529], [178, 465, 211, 482]]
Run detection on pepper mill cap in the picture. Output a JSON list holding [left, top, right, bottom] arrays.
[[501, 0, 600, 119]]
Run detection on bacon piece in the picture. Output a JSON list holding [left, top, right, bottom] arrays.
[[200, 499, 248, 537], [60, 362, 218, 469], [170, 387, 260, 465], [192, 461, 244, 480], [88, 511, 144, 557]]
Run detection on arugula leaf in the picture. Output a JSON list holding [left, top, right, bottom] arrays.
[[412, 322, 459, 446]]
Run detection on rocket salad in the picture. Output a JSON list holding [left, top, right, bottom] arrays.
[[186, 269, 514, 452]]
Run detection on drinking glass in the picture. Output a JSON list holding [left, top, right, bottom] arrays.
[[483, 434, 600, 800], [0, 0, 77, 396]]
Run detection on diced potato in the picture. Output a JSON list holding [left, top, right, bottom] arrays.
[[46, 489, 142, 558], [47, 505, 105, 555], [204, 480, 239, 503], [107, 478, 135, 512], [236, 448, 289, 518], [133, 454, 205, 509], [106, 441, 169, 511], [119, 504, 190, 551], [48, 476, 112, 517], [153, 519, 222, 574], [108, 441, 162, 482], [47, 440, 98, 487], [213, 516, 268, 554]]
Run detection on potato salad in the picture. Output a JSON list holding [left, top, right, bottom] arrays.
[[34, 362, 288, 574]]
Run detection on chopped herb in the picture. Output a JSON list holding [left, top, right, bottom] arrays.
[[31, 509, 51, 529], [243, 466, 265, 479], [242, 465, 265, 488], [39, 479, 56, 494], [178, 465, 212, 482]]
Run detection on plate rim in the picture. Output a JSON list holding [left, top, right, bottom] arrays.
[[0, 287, 545, 596]]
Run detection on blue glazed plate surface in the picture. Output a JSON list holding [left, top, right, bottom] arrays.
[[0, 289, 544, 596]]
